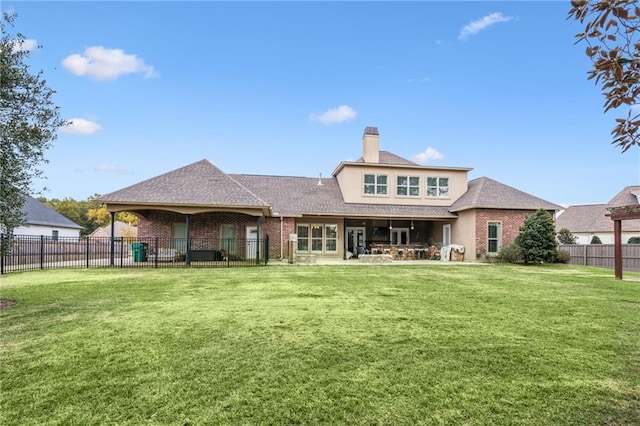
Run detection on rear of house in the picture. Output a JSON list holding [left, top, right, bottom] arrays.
[[99, 127, 560, 262]]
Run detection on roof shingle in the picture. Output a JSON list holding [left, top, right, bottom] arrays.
[[450, 177, 561, 212]]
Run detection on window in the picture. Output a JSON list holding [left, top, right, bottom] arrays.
[[325, 225, 337, 252], [364, 174, 388, 195], [488, 222, 501, 254], [297, 225, 309, 252], [51, 230, 59, 241], [296, 223, 338, 253], [397, 176, 420, 197], [311, 225, 323, 252], [426, 177, 450, 198]]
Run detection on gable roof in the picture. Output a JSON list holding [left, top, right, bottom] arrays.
[[22, 195, 83, 229], [332, 152, 472, 176], [556, 186, 640, 233], [450, 177, 561, 212], [607, 185, 640, 208], [355, 151, 420, 166], [99, 159, 269, 208], [231, 174, 456, 218]]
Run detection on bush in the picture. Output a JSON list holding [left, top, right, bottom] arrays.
[[557, 228, 577, 244], [555, 250, 572, 264], [496, 244, 524, 264], [515, 209, 558, 263], [628, 236, 640, 244], [590, 235, 603, 244]]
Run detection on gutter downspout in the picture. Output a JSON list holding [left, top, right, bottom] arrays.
[[280, 216, 284, 260]]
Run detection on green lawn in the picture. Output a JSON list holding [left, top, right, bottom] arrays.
[[1, 264, 639, 425]]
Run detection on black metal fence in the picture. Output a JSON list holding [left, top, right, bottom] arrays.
[[0, 235, 269, 274]]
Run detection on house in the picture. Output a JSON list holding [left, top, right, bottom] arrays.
[[99, 127, 561, 261], [556, 186, 640, 244], [89, 221, 137, 239], [13, 195, 83, 239]]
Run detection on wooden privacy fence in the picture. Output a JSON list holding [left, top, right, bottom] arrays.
[[1, 235, 269, 274], [559, 244, 640, 272]]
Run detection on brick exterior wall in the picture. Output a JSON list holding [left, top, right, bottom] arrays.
[[137, 211, 294, 260], [475, 209, 550, 256]]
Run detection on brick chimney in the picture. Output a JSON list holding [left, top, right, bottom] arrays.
[[362, 126, 379, 163]]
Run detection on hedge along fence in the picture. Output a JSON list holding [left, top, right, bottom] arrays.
[[0, 235, 269, 274], [559, 244, 640, 272]]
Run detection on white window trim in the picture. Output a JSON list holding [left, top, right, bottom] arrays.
[[396, 175, 420, 197], [487, 222, 501, 254], [363, 173, 389, 197], [297, 223, 339, 254], [426, 176, 450, 199]]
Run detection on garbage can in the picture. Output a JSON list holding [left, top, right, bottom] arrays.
[[131, 242, 148, 262]]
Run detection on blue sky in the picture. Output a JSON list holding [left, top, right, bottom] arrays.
[[6, 1, 640, 207]]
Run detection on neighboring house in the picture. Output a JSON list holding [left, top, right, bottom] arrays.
[[12, 195, 83, 239], [556, 186, 640, 244], [99, 127, 561, 261], [89, 221, 137, 239]]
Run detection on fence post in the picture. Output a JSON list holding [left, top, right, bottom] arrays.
[[40, 235, 44, 270], [154, 237, 159, 269], [0, 234, 4, 275], [86, 236, 90, 268], [264, 235, 269, 265], [583, 245, 587, 266], [120, 238, 124, 268]]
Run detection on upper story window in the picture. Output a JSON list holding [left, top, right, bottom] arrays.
[[364, 174, 388, 195], [51, 230, 59, 241], [397, 176, 420, 197], [426, 177, 449, 198]]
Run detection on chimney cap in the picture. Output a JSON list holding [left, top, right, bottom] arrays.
[[364, 126, 379, 136]]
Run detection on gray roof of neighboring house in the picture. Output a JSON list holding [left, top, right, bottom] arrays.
[[449, 177, 562, 212], [607, 185, 640, 208], [89, 221, 137, 238], [230, 174, 456, 218], [556, 186, 640, 233], [99, 159, 269, 207], [22, 195, 83, 229]]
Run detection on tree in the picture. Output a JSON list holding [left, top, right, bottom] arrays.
[[557, 227, 578, 244], [515, 209, 558, 264], [569, 0, 640, 152], [628, 236, 640, 243], [0, 13, 65, 235], [38, 194, 138, 236], [590, 235, 603, 244]]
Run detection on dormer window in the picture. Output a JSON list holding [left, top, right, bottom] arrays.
[[364, 174, 388, 195], [397, 176, 420, 197], [427, 177, 449, 198]]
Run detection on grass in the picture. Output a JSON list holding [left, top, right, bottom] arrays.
[[1, 264, 639, 425]]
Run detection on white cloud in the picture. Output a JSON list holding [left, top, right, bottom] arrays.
[[11, 38, 38, 52], [412, 147, 444, 164], [93, 164, 133, 175], [309, 105, 357, 125], [62, 46, 158, 81], [458, 12, 514, 40], [59, 118, 102, 135], [407, 77, 430, 84]]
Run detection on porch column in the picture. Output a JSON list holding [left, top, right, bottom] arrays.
[[256, 216, 261, 264], [110, 211, 116, 266], [614, 219, 622, 280], [343, 218, 347, 260], [185, 214, 191, 266]]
